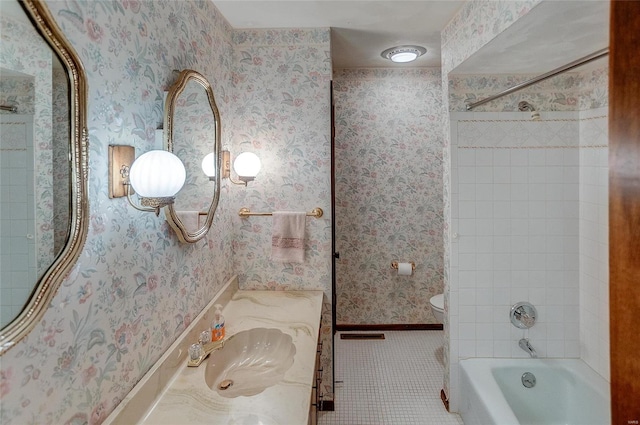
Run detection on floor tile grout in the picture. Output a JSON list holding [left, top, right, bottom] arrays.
[[318, 331, 464, 425]]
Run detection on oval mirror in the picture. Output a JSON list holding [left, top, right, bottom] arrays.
[[0, 0, 88, 353], [164, 70, 221, 243]]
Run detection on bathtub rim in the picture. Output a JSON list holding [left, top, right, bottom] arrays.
[[459, 357, 611, 425]]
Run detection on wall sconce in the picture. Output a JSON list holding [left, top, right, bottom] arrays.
[[108, 146, 186, 216], [201, 152, 216, 181], [222, 150, 261, 186]]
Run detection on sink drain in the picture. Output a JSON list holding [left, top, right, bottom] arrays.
[[218, 379, 234, 390]]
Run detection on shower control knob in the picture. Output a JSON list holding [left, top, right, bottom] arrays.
[[510, 302, 537, 329]]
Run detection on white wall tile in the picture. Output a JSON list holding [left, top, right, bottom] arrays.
[[449, 111, 609, 399], [493, 340, 511, 357], [475, 167, 493, 183]]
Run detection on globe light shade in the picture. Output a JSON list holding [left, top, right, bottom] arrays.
[[201, 152, 216, 178], [129, 150, 186, 198], [233, 152, 261, 179]]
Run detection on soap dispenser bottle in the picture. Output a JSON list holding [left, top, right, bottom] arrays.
[[211, 304, 225, 342]]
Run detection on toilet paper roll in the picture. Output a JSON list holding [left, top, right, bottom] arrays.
[[397, 262, 413, 276]]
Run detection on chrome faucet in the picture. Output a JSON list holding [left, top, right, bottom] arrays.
[[519, 338, 537, 358]]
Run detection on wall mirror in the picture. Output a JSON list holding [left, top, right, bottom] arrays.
[[164, 70, 221, 243], [0, 0, 88, 354]]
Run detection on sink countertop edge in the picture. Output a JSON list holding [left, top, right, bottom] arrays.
[[140, 289, 324, 425], [103, 275, 239, 425]]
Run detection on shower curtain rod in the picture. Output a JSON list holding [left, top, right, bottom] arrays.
[[465, 47, 609, 111]]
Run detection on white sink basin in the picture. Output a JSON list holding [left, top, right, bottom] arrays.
[[204, 328, 296, 398]]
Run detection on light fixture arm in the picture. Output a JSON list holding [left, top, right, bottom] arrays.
[[229, 177, 249, 186], [125, 182, 166, 216], [227, 173, 249, 187], [222, 150, 255, 186]]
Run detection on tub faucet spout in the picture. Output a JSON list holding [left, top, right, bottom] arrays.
[[519, 338, 537, 358]]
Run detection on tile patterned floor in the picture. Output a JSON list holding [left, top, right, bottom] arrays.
[[318, 331, 464, 425]]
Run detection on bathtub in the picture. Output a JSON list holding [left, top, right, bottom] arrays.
[[459, 358, 610, 425]]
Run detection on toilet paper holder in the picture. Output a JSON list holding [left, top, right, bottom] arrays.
[[391, 261, 415, 271]]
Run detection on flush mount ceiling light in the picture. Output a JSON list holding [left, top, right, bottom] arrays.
[[381, 45, 427, 63]]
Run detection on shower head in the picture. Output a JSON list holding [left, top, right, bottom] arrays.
[[518, 101, 541, 121]]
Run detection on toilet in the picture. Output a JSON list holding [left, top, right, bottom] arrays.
[[429, 294, 444, 324]]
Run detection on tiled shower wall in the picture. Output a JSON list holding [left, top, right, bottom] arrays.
[[577, 66, 609, 381], [440, 0, 544, 403], [449, 113, 582, 409], [448, 84, 609, 411], [1, 12, 53, 328], [0, 114, 35, 326], [1, 75, 36, 326], [578, 107, 609, 380]]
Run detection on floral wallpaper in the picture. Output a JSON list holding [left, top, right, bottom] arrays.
[[449, 65, 608, 113], [333, 68, 444, 325], [0, 76, 35, 115], [229, 28, 332, 291], [52, 67, 70, 253], [0, 1, 236, 423], [449, 72, 581, 112], [578, 65, 608, 110], [440, 0, 542, 73], [228, 27, 334, 399]]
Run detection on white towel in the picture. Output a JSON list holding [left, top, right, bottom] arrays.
[[271, 211, 306, 263], [176, 211, 200, 232]]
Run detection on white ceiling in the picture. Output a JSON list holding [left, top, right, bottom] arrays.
[[214, 1, 610, 73], [451, 0, 610, 75], [213, 1, 464, 68]]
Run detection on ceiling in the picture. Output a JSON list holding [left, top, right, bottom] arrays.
[[451, 0, 610, 74], [213, 1, 464, 68], [214, 1, 610, 74]]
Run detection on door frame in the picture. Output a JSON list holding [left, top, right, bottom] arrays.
[[609, 1, 640, 422]]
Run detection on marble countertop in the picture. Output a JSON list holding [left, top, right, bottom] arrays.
[[140, 289, 324, 425]]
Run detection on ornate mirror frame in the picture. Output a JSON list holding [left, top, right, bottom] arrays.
[[0, 0, 89, 355], [164, 70, 221, 243]]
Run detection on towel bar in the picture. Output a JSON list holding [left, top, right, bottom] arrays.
[[239, 207, 323, 218]]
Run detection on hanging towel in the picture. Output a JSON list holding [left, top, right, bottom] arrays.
[[176, 211, 200, 232], [272, 211, 306, 263]]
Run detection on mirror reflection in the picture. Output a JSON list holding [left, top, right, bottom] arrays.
[[165, 70, 221, 243], [1, 1, 71, 328]]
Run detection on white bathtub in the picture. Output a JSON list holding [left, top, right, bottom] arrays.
[[459, 358, 610, 425]]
